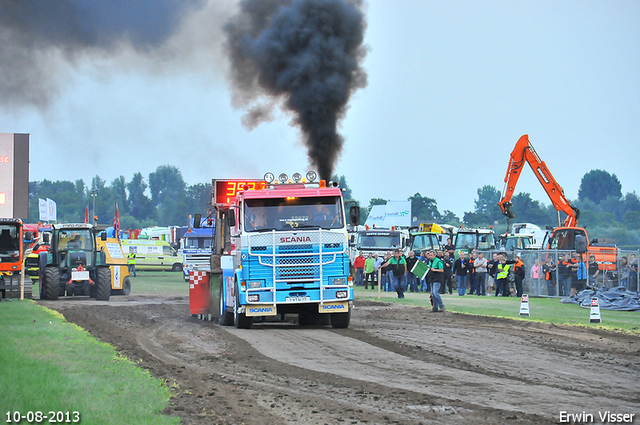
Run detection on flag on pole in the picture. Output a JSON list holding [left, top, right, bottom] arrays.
[[39, 199, 49, 221], [46, 198, 57, 221], [113, 202, 120, 239], [84, 203, 89, 224]]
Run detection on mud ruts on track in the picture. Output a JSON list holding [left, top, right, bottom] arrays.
[[41, 296, 640, 425]]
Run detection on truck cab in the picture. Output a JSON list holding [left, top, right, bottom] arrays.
[[208, 173, 360, 329], [352, 228, 409, 260], [181, 218, 215, 281]]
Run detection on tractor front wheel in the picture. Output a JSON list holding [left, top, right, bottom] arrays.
[[95, 267, 111, 301], [42, 266, 60, 300]]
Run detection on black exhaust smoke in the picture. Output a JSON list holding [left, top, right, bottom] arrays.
[[0, 0, 203, 108], [225, 0, 368, 180]]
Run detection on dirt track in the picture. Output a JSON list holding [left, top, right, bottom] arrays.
[[40, 294, 640, 425]]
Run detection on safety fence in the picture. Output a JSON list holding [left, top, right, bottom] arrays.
[[478, 249, 639, 297]]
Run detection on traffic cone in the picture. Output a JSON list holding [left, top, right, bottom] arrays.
[[589, 297, 602, 323], [519, 294, 530, 317]]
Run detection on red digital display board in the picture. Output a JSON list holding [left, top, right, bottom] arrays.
[[213, 180, 266, 205]]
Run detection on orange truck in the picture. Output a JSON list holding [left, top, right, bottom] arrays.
[[497, 134, 617, 272], [0, 218, 30, 299]]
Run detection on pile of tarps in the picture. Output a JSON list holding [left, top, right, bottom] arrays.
[[560, 286, 640, 311]]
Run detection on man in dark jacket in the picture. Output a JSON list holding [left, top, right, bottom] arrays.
[[441, 250, 454, 294], [453, 251, 471, 296], [405, 251, 419, 292], [513, 254, 526, 297]]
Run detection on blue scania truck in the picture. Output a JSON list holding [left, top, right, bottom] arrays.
[[200, 172, 360, 329]]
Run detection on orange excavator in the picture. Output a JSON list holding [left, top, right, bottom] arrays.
[[498, 134, 580, 227], [498, 135, 617, 273]]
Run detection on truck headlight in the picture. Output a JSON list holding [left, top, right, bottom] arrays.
[[336, 291, 348, 298], [330, 277, 346, 286], [247, 281, 262, 289]]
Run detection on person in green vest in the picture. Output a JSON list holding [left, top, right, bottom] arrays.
[[495, 254, 511, 297], [364, 253, 376, 289], [426, 250, 445, 312], [127, 248, 137, 277]]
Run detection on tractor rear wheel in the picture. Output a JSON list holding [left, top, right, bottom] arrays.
[[95, 267, 111, 301], [112, 276, 131, 296], [121, 276, 131, 295], [42, 266, 60, 300]]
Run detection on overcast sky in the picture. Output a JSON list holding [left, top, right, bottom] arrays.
[[2, 0, 638, 220]]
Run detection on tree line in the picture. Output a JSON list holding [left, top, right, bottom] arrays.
[[28, 165, 210, 231], [28, 167, 639, 247]]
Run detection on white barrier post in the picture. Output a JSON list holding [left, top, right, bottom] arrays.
[[519, 294, 530, 317], [589, 297, 602, 323]]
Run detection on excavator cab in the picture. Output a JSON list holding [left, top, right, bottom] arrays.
[[547, 228, 586, 251]]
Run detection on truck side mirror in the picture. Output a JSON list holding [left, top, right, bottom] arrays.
[[193, 214, 202, 229], [349, 206, 360, 226], [43, 233, 50, 243], [101, 232, 107, 241], [575, 235, 587, 253]]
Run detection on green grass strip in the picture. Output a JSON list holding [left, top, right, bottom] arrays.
[[354, 287, 640, 333], [0, 300, 179, 425]]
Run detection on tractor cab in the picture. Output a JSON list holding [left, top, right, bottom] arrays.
[[54, 228, 96, 271]]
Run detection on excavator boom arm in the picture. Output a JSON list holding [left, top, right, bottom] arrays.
[[497, 135, 579, 227]]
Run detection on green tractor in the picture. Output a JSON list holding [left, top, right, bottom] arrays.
[[39, 223, 112, 300]]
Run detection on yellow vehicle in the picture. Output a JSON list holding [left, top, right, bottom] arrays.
[[96, 237, 131, 295], [120, 239, 182, 272]]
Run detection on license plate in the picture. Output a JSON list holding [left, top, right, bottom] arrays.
[[285, 296, 310, 302], [72, 271, 90, 281]]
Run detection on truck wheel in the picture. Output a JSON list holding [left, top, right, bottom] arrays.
[[172, 263, 183, 272], [42, 267, 60, 300], [330, 311, 351, 329], [95, 267, 111, 301], [218, 279, 233, 326], [233, 282, 253, 329]]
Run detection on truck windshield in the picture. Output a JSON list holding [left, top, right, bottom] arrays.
[[0, 225, 20, 261], [244, 196, 344, 232], [505, 237, 531, 250], [411, 234, 439, 252], [184, 237, 214, 249], [357, 232, 401, 249], [454, 233, 476, 250]]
